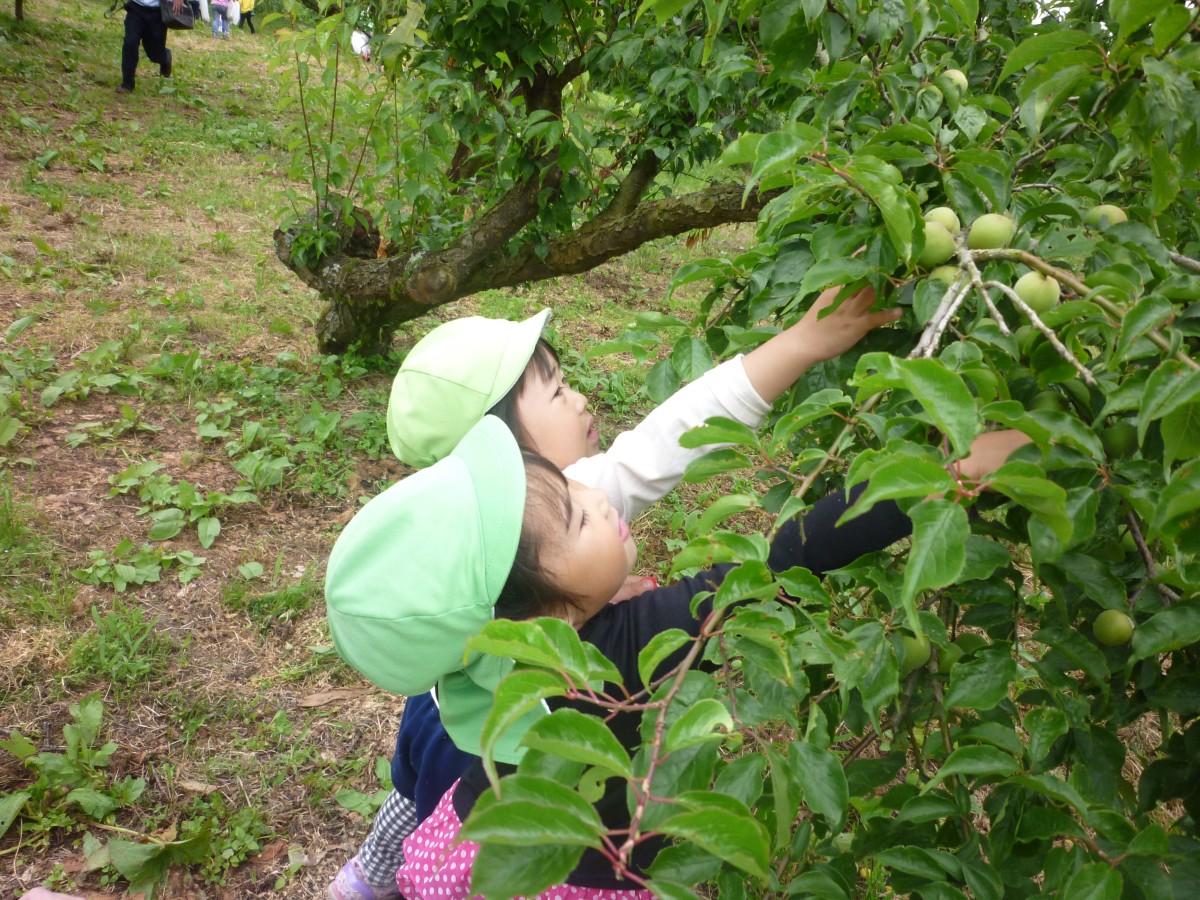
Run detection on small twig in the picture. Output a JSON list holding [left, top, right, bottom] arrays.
[[1125, 512, 1180, 607], [983, 280, 1098, 386], [957, 246, 1011, 333], [911, 273, 973, 357], [1169, 252, 1200, 276]]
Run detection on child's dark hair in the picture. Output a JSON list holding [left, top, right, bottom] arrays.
[[494, 453, 584, 622], [487, 338, 560, 450]]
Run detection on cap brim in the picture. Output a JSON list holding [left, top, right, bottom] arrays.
[[485, 308, 552, 409], [450, 415, 526, 605]]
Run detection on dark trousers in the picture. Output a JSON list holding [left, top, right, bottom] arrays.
[[121, 3, 169, 89], [238, 10, 255, 33]]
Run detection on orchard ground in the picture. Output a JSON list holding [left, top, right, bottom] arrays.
[[0, 3, 757, 894]]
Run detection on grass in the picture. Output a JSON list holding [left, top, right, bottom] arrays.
[[0, 1, 750, 895]]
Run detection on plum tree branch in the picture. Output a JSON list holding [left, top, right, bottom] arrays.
[[974, 249, 1199, 372]]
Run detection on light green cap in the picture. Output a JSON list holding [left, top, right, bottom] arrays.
[[387, 309, 552, 468], [326, 416, 536, 760]]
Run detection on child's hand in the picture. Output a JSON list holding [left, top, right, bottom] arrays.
[[795, 285, 903, 364], [955, 430, 1034, 481], [609, 575, 658, 604], [742, 285, 902, 403]]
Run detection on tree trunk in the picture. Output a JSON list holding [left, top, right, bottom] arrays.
[[276, 182, 776, 354], [16, 0, 24, 21]]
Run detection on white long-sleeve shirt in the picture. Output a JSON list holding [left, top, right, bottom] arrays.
[[563, 355, 770, 519]]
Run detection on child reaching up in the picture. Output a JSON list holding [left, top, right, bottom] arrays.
[[325, 417, 1031, 898], [330, 286, 903, 898]]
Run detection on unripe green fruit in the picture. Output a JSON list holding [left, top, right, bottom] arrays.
[[953, 633, 990, 655], [938, 642, 964, 674], [897, 633, 932, 674], [1093, 609, 1134, 646], [1084, 204, 1127, 228], [1014, 325, 1040, 358], [1100, 420, 1138, 459], [920, 221, 957, 267], [940, 68, 969, 94], [831, 832, 854, 854], [1031, 390, 1064, 413], [1013, 271, 1061, 315], [938, 68, 968, 100], [929, 265, 960, 285], [968, 213, 1016, 250], [924, 207, 961, 233]]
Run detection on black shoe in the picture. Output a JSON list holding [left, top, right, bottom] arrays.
[[161, 48, 172, 78], [117, 84, 133, 94]]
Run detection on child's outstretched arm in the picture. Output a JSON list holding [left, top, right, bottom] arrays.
[[741, 285, 902, 404]]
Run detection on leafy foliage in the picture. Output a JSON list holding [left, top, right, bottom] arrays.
[[278, 0, 1200, 896]]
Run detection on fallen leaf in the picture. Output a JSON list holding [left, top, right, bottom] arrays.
[[298, 688, 370, 707], [178, 780, 219, 795]]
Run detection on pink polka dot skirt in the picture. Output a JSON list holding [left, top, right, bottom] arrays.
[[396, 782, 653, 900]]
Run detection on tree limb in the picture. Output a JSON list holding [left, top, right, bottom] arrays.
[[274, 181, 780, 352]]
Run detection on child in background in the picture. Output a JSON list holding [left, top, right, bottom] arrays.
[[237, 0, 255, 33], [325, 416, 1030, 897], [210, 0, 229, 38]]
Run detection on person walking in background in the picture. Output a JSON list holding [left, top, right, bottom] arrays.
[[210, 0, 230, 38], [117, 0, 183, 94], [237, 0, 255, 34]]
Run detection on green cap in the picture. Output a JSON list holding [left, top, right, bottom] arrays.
[[326, 416, 528, 758], [387, 309, 552, 468]]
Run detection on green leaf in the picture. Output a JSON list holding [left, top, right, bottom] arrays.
[[0, 792, 31, 839], [791, 741, 849, 831], [945, 651, 1020, 711], [147, 508, 185, 541], [924, 745, 1021, 791], [853, 354, 980, 457], [670, 337, 714, 382], [999, 31, 1099, 81], [1138, 363, 1200, 441], [692, 493, 759, 536], [470, 840, 584, 900], [638, 628, 692, 688], [841, 457, 955, 522], [987, 462, 1073, 545], [1112, 0, 1174, 44], [900, 500, 969, 634], [665, 698, 734, 752], [522, 709, 633, 779], [1162, 402, 1200, 469], [678, 416, 761, 450], [479, 670, 567, 775], [463, 797, 603, 849], [1060, 861, 1123, 899], [1131, 604, 1200, 662], [798, 258, 871, 296], [1025, 707, 1069, 764], [658, 807, 771, 881], [1115, 295, 1174, 363], [5, 315, 35, 343], [680, 448, 754, 483], [670, 531, 769, 575], [196, 517, 221, 549]]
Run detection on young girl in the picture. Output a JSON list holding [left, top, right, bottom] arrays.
[[210, 0, 230, 38], [325, 417, 1028, 897], [331, 287, 903, 898]]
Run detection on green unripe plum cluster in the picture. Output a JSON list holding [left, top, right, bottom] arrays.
[[1013, 271, 1061, 315], [1093, 609, 1135, 646]]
